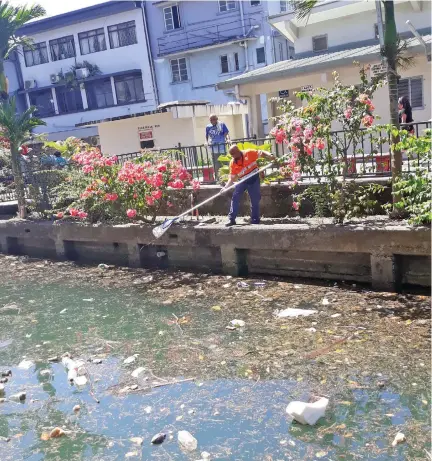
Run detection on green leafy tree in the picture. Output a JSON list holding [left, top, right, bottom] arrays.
[[0, 97, 46, 217], [0, 1, 46, 98]]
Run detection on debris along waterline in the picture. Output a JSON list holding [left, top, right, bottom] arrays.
[[0, 254, 429, 460]]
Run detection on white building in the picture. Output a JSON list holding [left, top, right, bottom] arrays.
[[218, 0, 432, 136], [14, 1, 158, 142]]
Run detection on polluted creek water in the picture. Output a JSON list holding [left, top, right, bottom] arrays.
[[0, 255, 430, 460]]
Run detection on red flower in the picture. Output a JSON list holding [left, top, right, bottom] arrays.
[[152, 189, 163, 200], [104, 193, 118, 201], [146, 196, 155, 206], [78, 211, 88, 219], [101, 176, 108, 183], [127, 209, 137, 218], [69, 208, 79, 217], [56, 212, 64, 219], [292, 202, 299, 211]]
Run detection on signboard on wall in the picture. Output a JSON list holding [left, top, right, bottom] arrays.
[[301, 85, 313, 92], [278, 90, 290, 98], [138, 129, 153, 140]]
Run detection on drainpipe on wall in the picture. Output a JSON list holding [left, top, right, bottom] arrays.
[[239, 0, 250, 72], [140, 1, 160, 106]]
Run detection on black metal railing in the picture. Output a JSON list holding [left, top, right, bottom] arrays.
[[157, 17, 257, 56], [114, 121, 431, 184]]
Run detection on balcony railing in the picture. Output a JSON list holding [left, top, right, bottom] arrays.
[[157, 17, 257, 56]]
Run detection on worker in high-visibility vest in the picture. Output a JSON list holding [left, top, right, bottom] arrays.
[[222, 144, 275, 227]]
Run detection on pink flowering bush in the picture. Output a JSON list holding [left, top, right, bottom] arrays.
[[269, 66, 385, 222], [55, 148, 199, 223]]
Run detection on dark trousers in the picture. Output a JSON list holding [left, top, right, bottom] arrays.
[[228, 173, 261, 223]]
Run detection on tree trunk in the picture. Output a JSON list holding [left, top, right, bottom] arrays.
[[382, 0, 402, 207], [0, 59, 8, 100], [10, 144, 27, 219]]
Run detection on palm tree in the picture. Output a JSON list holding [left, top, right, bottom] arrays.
[[0, 1, 46, 98], [0, 97, 45, 218], [289, 0, 404, 207]]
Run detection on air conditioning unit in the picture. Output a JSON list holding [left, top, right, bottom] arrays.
[[24, 79, 37, 89], [75, 67, 89, 79], [50, 73, 60, 84], [370, 62, 386, 77]]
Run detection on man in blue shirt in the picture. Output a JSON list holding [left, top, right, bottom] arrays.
[[205, 114, 230, 155]]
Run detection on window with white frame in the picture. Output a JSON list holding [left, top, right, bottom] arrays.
[[256, 47, 266, 64], [219, 1, 236, 12], [220, 55, 229, 74], [234, 52, 240, 71], [312, 34, 327, 52], [108, 21, 137, 48], [23, 42, 49, 67], [164, 4, 181, 31], [250, 0, 261, 6], [398, 77, 423, 109], [170, 57, 188, 82], [280, 1, 289, 12], [278, 42, 284, 62]]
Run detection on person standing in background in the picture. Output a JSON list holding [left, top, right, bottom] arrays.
[[398, 95, 414, 134], [205, 114, 230, 155]]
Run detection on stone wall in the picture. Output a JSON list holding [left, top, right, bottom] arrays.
[[0, 219, 429, 292]]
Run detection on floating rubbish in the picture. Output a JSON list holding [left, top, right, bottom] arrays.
[[125, 452, 139, 458], [74, 375, 88, 386], [392, 432, 406, 446], [98, 264, 110, 270], [305, 327, 317, 333], [331, 313, 341, 318], [92, 358, 103, 364], [18, 359, 35, 370], [50, 427, 65, 438], [275, 308, 317, 318], [151, 433, 166, 445], [39, 369, 51, 377], [10, 392, 26, 402], [200, 452, 211, 460], [237, 281, 249, 288], [254, 282, 266, 287], [156, 251, 166, 258], [73, 405, 81, 413], [59, 308, 67, 314], [322, 298, 330, 305], [0, 378, 8, 383], [1, 370, 12, 377], [230, 319, 245, 328], [144, 406, 152, 414], [225, 325, 236, 331], [131, 367, 146, 378], [124, 355, 137, 365], [178, 430, 197, 451], [0, 384, 4, 396], [130, 436, 144, 446], [211, 305, 222, 311], [83, 298, 94, 302], [47, 356, 59, 363], [286, 397, 329, 425]]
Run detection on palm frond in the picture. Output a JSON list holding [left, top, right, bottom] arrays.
[[381, 36, 415, 70], [289, 0, 318, 20]]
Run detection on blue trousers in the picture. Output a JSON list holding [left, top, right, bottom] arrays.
[[228, 173, 261, 223]]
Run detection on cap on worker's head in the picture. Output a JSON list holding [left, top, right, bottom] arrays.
[[229, 144, 242, 158]]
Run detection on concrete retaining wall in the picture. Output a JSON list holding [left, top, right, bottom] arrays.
[[0, 219, 429, 292]]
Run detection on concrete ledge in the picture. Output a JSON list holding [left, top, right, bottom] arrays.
[[0, 219, 429, 291]]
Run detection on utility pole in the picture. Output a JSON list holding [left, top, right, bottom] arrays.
[[375, 0, 385, 54]]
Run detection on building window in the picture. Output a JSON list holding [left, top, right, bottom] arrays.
[[23, 42, 48, 67], [164, 4, 181, 31], [219, 1, 236, 12], [288, 45, 295, 59], [250, 0, 261, 5], [234, 52, 239, 71], [108, 21, 137, 49], [85, 78, 114, 109], [278, 42, 284, 61], [398, 76, 423, 109], [28, 89, 55, 117], [220, 55, 229, 74], [256, 47, 266, 64], [49, 36, 75, 61], [280, 1, 289, 12], [56, 86, 84, 114], [114, 73, 145, 104], [170, 57, 188, 82], [79, 28, 107, 55], [312, 34, 327, 52]]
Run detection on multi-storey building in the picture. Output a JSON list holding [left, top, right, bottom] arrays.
[[10, 1, 158, 142], [218, 0, 431, 135]]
